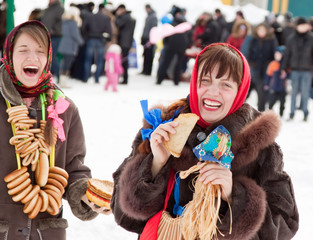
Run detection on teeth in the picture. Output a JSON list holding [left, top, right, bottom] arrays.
[[24, 66, 39, 70], [204, 100, 221, 107]]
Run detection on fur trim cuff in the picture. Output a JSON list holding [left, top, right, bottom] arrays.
[[0, 220, 9, 233], [37, 218, 68, 231]]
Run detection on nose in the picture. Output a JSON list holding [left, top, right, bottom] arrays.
[[27, 52, 39, 61], [206, 83, 219, 95]]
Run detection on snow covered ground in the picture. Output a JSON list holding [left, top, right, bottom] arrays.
[[59, 69, 313, 240]]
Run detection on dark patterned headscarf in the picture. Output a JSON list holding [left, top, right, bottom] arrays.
[[1, 20, 54, 97]]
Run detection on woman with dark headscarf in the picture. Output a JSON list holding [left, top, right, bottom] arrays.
[[0, 20, 105, 240]]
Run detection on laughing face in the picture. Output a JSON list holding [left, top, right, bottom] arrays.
[[197, 63, 238, 124], [12, 32, 47, 87]]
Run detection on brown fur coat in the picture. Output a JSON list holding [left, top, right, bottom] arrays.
[[111, 100, 299, 240]]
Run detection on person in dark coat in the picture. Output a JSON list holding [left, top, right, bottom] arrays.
[[196, 13, 219, 47], [115, 4, 136, 84], [246, 22, 277, 112], [214, 8, 227, 42], [41, 0, 64, 81], [111, 43, 298, 240], [281, 17, 313, 121], [157, 8, 189, 85], [81, 3, 112, 83], [140, 4, 157, 76], [0, 20, 107, 240]]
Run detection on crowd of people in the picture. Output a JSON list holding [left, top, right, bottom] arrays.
[[0, 0, 312, 119]]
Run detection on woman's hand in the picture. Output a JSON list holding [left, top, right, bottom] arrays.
[[198, 162, 233, 202], [81, 194, 112, 215], [150, 121, 178, 177]]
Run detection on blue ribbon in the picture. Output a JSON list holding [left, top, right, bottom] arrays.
[[173, 172, 185, 216], [140, 100, 180, 141]]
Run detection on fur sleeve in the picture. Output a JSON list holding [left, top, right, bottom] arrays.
[[218, 176, 267, 240]]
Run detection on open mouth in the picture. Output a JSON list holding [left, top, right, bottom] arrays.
[[203, 99, 221, 109], [23, 66, 39, 75]]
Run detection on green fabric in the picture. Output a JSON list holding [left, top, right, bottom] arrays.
[[6, 0, 14, 35]]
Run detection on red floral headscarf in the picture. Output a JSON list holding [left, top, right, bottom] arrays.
[[189, 43, 251, 128], [1, 20, 54, 97]]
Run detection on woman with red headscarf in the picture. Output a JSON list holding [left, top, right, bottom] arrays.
[[0, 21, 107, 240], [111, 43, 298, 239]]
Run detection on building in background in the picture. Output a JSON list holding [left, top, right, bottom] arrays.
[[222, 0, 312, 18]]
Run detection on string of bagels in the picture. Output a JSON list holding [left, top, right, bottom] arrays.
[[4, 89, 69, 219]]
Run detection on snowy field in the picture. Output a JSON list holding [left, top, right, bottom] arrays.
[[59, 69, 313, 240]]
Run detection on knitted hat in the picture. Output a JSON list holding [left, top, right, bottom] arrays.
[[275, 46, 285, 54], [296, 17, 308, 25]]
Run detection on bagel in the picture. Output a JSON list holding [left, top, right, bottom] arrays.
[[12, 184, 32, 202], [48, 173, 68, 188], [35, 153, 49, 187], [6, 105, 28, 114], [28, 196, 42, 219], [21, 185, 40, 204], [16, 141, 32, 154], [47, 178, 65, 194], [23, 193, 39, 214], [9, 135, 30, 145], [44, 184, 62, 196], [16, 136, 35, 149], [7, 172, 30, 189], [4, 166, 28, 183], [45, 189, 62, 208], [49, 166, 69, 180], [8, 178, 31, 196], [20, 140, 39, 158], [39, 190, 49, 212], [46, 194, 59, 215]]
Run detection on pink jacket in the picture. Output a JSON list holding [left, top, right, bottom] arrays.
[[105, 52, 124, 75]]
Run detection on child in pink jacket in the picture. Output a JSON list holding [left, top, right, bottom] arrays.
[[104, 44, 124, 92]]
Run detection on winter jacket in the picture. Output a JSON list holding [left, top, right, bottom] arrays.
[[0, 65, 97, 240], [115, 12, 136, 50], [264, 60, 286, 93], [163, 18, 190, 53], [226, 19, 250, 50], [197, 19, 219, 47], [281, 31, 313, 71], [58, 19, 83, 56], [246, 26, 277, 80], [41, 1, 64, 37], [141, 10, 157, 44], [111, 99, 299, 240], [81, 11, 112, 42], [105, 52, 124, 75]]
